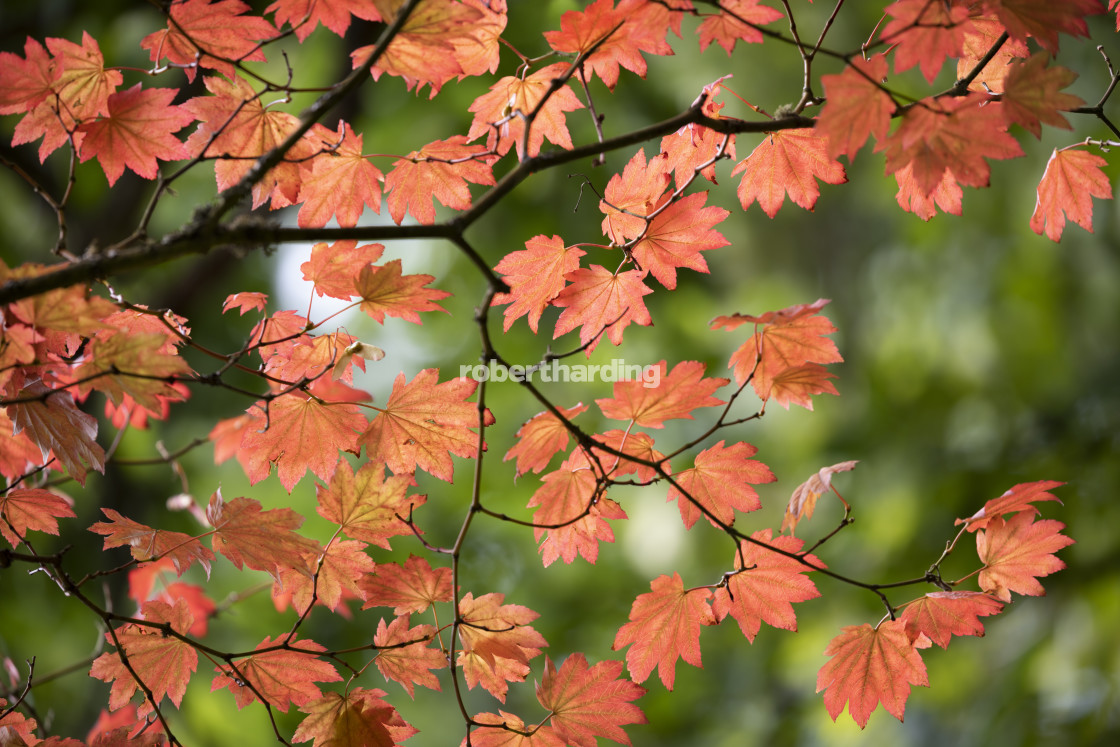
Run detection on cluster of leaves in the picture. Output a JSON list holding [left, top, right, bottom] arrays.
[[0, 0, 1096, 743]]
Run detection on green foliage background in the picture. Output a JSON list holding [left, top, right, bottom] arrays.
[[1, 1, 1118, 745]]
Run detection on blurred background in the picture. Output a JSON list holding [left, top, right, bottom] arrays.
[[1, 1, 1118, 745]]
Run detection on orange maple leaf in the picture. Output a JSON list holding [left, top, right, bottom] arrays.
[[630, 191, 729, 289], [76, 330, 192, 413], [359, 554, 454, 615], [668, 440, 773, 530], [90, 508, 216, 576], [493, 235, 586, 333], [893, 163, 963, 221], [355, 259, 451, 324], [0, 37, 57, 115], [212, 636, 342, 712], [535, 653, 647, 747], [898, 591, 1005, 649], [660, 76, 737, 189], [881, 0, 971, 83], [527, 467, 624, 566], [957, 13, 1031, 92], [696, 0, 784, 55], [316, 460, 425, 549], [818, 54, 893, 160], [267, 0, 381, 41], [596, 360, 726, 429], [297, 123, 384, 227], [275, 539, 374, 614], [816, 620, 929, 728], [1030, 148, 1112, 242], [1000, 53, 1083, 137], [293, 687, 417, 747], [458, 592, 548, 701], [467, 62, 585, 159], [468, 711, 564, 747], [612, 572, 717, 690], [140, 0, 277, 81], [301, 241, 385, 300], [552, 266, 654, 355], [712, 530, 822, 641], [0, 487, 75, 548], [8, 382, 106, 485], [373, 615, 446, 697], [976, 512, 1074, 602], [358, 368, 491, 481], [504, 402, 589, 475], [384, 135, 495, 225], [733, 129, 847, 218], [599, 148, 671, 245], [957, 480, 1065, 532], [207, 492, 321, 576]]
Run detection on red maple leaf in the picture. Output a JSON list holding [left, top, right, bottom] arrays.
[[75, 84, 192, 185], [358, 368, 491, 482], [90, 598, 198, 715], [293, 687, 417, 747], [880, 93, 1024, 197], [630, 191, 729, 289], [957, 480, 1065, 532], [712, 530, 822, 641], [782, 460, 859, 535], [976, 513, 1074, 601], [75, 330, 192, 413], [301, 241, 385, 300], [212, 636, 342, 712], [544, 0, 672, 90], [668, 440, 773, 530], [535, 653, 647, 747], [467, 62, 585, 158], [316, 460, 424, 549], [8, 381, 106, 485], [612, 572, 717, 690], [297, 123, 384, 227], [384, 136, 495, 225], [1029, 148, 1112, 242], [733, 129, 847, 218], [0, 487, 75, 548], [894, 163, 963, 221], [90, 508, 216, 576], [881, 0, 971, 83], [373, 615, 446, 697], [458, 592, 548, 702], [504, 403, 588, 475], [989, 0, 1102, 54], [696, 0, 784, 55], [275, 539, 374, 614], [493, 235, 586, 333], [207, 492, 321, 576], [1000, 53, 1082, 137], [355, 260, 451, 324], [140, 0, 277, 81], [359, 554, 454, 615], [957, 12, 1031, 91], [552, 266, 654, 355], [816, 620, 929, 728], [660, 76, 737, 189], [818, 54, 893, 160], [0, 37, 58, 115], [468, 712, 564, 747], [266, 0, 380, 41], [898, 591, 1005, 649], [596, 360, 726, 429]]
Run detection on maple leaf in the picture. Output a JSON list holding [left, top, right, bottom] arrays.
[[47, 31, 122, 122], [207, 492, 321, 576], [294, 688, 417, 747], [612, 572, 717, 690], [90, 598, 198, 714], [958, 480, 1065, 532], [468, 712, 565, 747], [316, 460, 425, 549], [373, 615, 445, 697], [536, 653, 647, 747], [267, 0, 380, 41], [0, 487, 75, 548], [599, 149, 671, 244], [898, 591, 1005, 649], [527, 467, 624, 566], [668, 440, 773, 530], [573, 429, 667, 483], [384, 135, 495, 225], [358, 369, 491, 482], [880, 93, 1024, 197], [355, 260, 451, 323], [222, 291, 269, 315], [894, 163, 963, 221], [976, 513, 1074, 602], [89, 508, 216, 576], [75, 330, 192, 413], [492, 235, 586, 333], [140, 0, 277, 81], [696, 0, 784, 55], [782, 460, 859, 535], [458, 592, 548, 701], [660, 77, 737, 189], [301, 241, 385, 300], [0, 698, 39, 744], [359, 554, 454, 615], [504, 403, 589, 475], [552, 266, 654, 355], [881, 0, 971, 83], [818, 54, 893, 160], [75, 84, 192, 186], [1000, 53, 1082, 137], [733, 129, 847, 218], [156, 582, 217, 638], [297, 123, 384, 227], [277, 539, 375, 614], [212, 636, 342, 712], [596, 360, 726, 428], [957, 13, 1031, 92], [988, 0, 1102, 54], [467, 62, 585, 159], [1029, 148, 1112, 242], [816, 620, 929, 728], [629, 191, 729, 289], [0, 37, 57, 115], [712, 530, 822, 641], [7, 381, 106, 485]]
